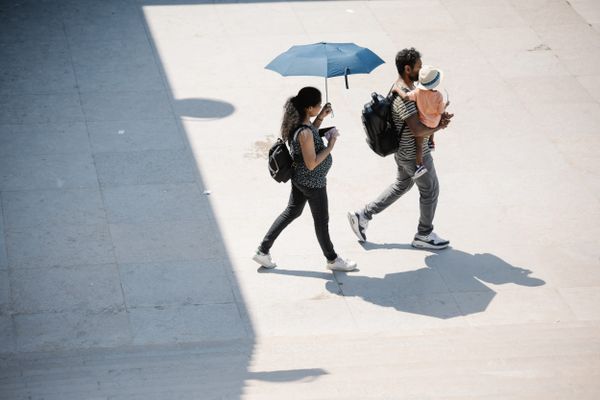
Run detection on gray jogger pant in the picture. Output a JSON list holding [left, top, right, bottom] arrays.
[[363, 154, 439, 236]]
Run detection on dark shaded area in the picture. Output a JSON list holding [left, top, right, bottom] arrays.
[[0, 2, 256, 400], [360, 242, 414, 251]]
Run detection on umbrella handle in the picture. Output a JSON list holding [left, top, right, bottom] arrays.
[[324, 77, 333, 117], [345, 67, 350, 89]]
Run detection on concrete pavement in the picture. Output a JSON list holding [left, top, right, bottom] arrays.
[[1, 0, 599, 398]]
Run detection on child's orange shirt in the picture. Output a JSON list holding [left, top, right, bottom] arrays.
[[407, 88, 445, 128]]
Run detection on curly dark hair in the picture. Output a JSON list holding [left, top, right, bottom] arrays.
[[395, 47, 421, 76], [280, 87, 321, 142]]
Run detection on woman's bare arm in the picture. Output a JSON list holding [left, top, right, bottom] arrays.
[[298, 129, 335, 171]]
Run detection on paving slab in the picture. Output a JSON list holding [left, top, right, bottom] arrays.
[[454, 287, 576, 325], [559, 287, 600, 321], [0, 93, 85, 124], [0, 216, 7, 269], [443, 0, 529, 29], [0, 315, 14, 354], [0, 1, 65, 45], [128, 303, 247, 345], [76, 63, 165, 94], [65, 15, 148, 45], [102, 183, 210, 224], [94, 149, 197, 187], [81, 90, 173, 122], [6, 222, 115, 269], [535, 23, 600, 50], [87, 118, 184, 153], [569, 0, 600, 24], [9, 264, 124, 314], [69, 38, 157, 73], [0, 122, 91, 157], [517, 0, 587, 26], [555, 45, 600, 76], [109, 220, 224, 264], [577, 74, 600, 103], [0, 48, 78, 95], [1, 188, 106, 230], [0, 268, 9, 314], [0, 152, 95, 191], [120, 260, 234, 307], [14, 309, 130, 353]]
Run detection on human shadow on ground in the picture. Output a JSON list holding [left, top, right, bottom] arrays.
[[360, 242, 414, 251], [263, 248, 545, 319], [173, 98, 235, 119]]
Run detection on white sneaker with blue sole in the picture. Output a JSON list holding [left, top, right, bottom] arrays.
[[347, 211, 368, 242], [411, 232, 449, 250]]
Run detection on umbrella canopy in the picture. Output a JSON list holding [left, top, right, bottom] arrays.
[[265, 42, 385, 102], [266, 42, 385, 78]]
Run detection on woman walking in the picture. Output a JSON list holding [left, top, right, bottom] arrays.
[[253, 87, 357, 271]]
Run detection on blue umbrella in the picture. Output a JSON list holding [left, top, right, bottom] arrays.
[[265, 42, 385, 103]]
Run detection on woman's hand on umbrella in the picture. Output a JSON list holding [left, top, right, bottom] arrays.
[[320, 103, 333, 118]]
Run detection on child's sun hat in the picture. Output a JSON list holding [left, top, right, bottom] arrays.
[[417, 65, 443, 90]]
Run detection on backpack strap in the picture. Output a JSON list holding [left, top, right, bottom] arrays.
[[388, 82, 407, 137], [291, 124, 312, 143], [387, 83, 397, 98]]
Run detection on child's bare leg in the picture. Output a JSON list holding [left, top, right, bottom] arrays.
[[413, 137, 428, 179], [415, 136, 424, 166]]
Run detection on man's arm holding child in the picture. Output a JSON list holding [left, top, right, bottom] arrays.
[[405, 112, 452, 138], [392, 87, 453, 138]]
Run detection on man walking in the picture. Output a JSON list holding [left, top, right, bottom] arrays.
[[348, 48, 453, 249]]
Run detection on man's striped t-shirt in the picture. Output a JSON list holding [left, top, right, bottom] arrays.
[[392, 85, 431, 161]]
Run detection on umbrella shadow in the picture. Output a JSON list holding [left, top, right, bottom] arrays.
[[264, 248, 545, 319], [173, 97, 235, 120]]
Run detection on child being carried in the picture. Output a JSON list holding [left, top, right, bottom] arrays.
[[393, 65, 449, 179]]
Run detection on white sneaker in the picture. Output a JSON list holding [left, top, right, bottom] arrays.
[[347, 210, 368, 242], [411, 232, 449, 250], [326, 257, 357, 272], [252, 250, 277, 269]]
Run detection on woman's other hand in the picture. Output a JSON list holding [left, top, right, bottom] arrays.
[[326, 128, 338, 148]]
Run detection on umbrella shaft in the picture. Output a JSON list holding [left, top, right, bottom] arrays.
[[324, 78, 334, 117]]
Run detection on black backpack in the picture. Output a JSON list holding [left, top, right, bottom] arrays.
[[267, 125, 309, 183], [268, 138, 294, 183], [361, 90, 404, 157]]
